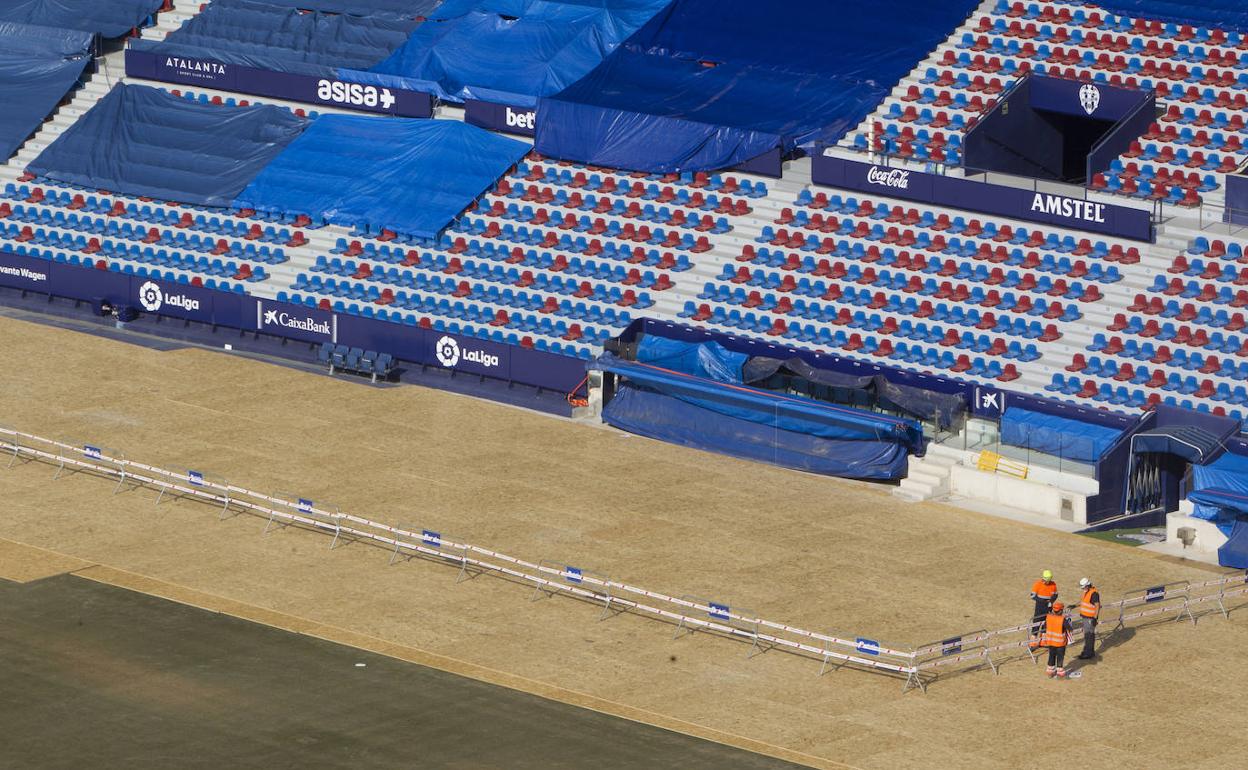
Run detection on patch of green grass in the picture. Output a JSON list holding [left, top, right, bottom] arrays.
[[1080, 527, 1160, 547]]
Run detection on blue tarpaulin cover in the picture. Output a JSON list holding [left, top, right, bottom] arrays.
[[362, 0, 671, 105], [129, 0, 422, 75], [235, 115, 530, 240], [1191, 451, 1248, 530], [1001, 407, 1123, 464], [600, 357, 924, 450], [535, 0, 979, 172], [1094, 1, 1248, 34], [250, 0, 444, 14], [635, 335, 747, 384], [27, 83, 308, 207], [0, 22, 92, 162], [0, 0, 165, 38], [602, 382, 910, 479], [1219, 521, 1248, 569]]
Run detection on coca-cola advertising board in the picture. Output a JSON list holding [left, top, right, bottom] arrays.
[[811, 153, 1152, 242]]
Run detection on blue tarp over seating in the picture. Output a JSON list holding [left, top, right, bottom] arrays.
[[1093, 1, 1248, 35], [235, 115, 530, 240], [634, 335, 747, 384], [1190, 451, 1248, 534], [535, 0, 980, 172], [129, 0, 423, 75], [0, 0, 165, 38], [27, 83, 308, 207], [1218, 521, 1248, 569], [362, 0, 672, 105], [1000, 407, 1123, 464], [630, 332, 964, 428], [598, 356, 920, 479], [253, 0, 444, 14], [0, 22, 92, 162]]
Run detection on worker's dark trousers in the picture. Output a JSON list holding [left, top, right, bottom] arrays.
[[1080, 617, 1097, 657], [1032, 602, 1050, 634], [1047, 646, 1066, 670]]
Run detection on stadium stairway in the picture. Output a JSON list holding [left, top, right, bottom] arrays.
[[892, 442, 962, 501]]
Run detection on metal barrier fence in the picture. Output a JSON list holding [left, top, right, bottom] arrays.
[[2, 425, 1246, 693]]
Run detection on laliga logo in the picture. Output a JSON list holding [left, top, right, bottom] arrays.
[[138, 281, 163, 312], [867, 166, 911, 190], [316, 79, 395, 110], [139, 281, 200, 313], [435, 335, 461, 367], [505, 107, 536, 131], [434, 335, 499, 368], [1079, 83, 1101, 116]]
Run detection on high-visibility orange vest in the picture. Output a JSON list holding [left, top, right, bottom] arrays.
[[1079, 587, 1099, 618], [1043, 613, 1068, 648], [1032, 579, 1058, 600]]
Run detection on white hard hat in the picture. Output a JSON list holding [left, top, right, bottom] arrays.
[[1079, 577, 1091, 588]]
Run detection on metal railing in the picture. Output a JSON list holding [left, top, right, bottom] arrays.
[[3, 424, 1245, 693]]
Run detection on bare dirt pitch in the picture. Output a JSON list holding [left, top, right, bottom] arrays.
[[2, 314, 1246, 769]]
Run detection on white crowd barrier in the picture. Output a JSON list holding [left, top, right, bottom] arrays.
[[3, 425, 1246, 694]]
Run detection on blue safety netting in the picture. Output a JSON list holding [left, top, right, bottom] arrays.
[[0, 22, 92, 162], [0, 0, 165, 38], [361, 0, 671, 105], [129, 0, 423, 75], [235, 115, 529, 240], [535, 0, 979, 172], [1000, 407, 1123, 464], [27, 83, 308, 207], [601, 380, 910, 479], [1093, 1, 1248, 35]]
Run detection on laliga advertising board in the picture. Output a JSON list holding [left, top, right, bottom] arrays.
[[430, 333, 510, 377], [134, 279, 215, 322]]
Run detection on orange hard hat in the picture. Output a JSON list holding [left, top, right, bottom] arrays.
[[1051, 601, 1065, 613]]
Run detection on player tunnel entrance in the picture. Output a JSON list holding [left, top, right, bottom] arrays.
[[964, 74, 1155, 185]]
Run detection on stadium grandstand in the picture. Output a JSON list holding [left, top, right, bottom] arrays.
[[4, 4, 1248, 755], [1, 0, 1247, 566]]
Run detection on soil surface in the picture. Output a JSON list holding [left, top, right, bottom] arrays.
[[2, 316, 1245, 769]]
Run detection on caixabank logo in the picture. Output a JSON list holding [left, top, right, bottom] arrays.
[[261, 307, 332, 336], [434, 335, 500, 369]]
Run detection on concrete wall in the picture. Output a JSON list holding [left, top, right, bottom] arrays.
[[950, 465, 1088, 524], [1165, 512, 1229, 555]]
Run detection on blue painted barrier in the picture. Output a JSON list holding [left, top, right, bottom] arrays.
[[0, 249, 587, 394], [125, 49, 433, 118]]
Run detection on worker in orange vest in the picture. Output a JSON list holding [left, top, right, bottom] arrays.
[[1042, 601, 1073, 678], [1076, 577, 1102, 660], [1029, 569, 1058, 643]]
